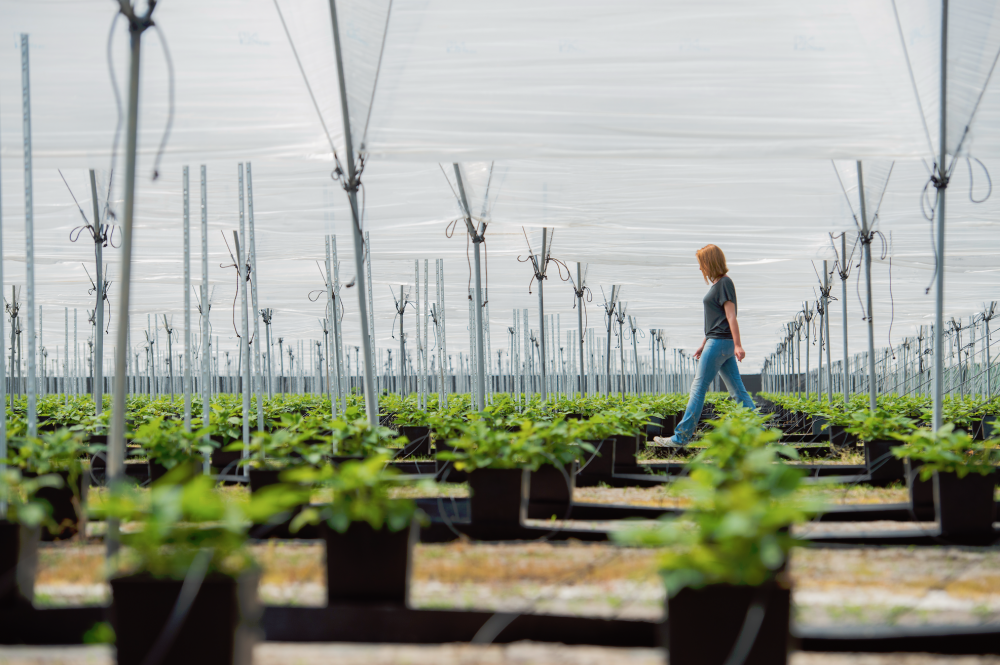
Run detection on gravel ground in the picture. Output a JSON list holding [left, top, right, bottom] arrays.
[[2, 645, 1000, 665], [33, 540, 1000, 628]]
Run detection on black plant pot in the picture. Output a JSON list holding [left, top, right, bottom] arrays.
[[864, 440, 904, 482], [399, 426, 432, 458], [934, 470, 998, 543], [248, 469, 283, 494], [34, 471, 87, 541], [527, 463, 575, 519], [613, 434, 641, 466], [322, 520, 415, 604], [111, 571, 259, 665], [811, 417, 827, 438], [905, 458, 936, 521], [467, 468, 529, 526], [645, 416, 663, 439], [212, 450, 244, 474], [577, 439, 613, 476], [979, 415, 997, 441], [666, 581, 791, 665], [0, 521, 39, 607]]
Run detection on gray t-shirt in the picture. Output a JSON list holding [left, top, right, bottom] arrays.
[[703, 275, 737, 339]]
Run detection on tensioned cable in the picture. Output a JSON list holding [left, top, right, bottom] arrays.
[[890, 0, 935, 158], [830, 162, 861, 232], [149, 23, 174, 181], [272, 0, 343, 173], [359, 0, 395, 151], [106, 12, 123, 197]]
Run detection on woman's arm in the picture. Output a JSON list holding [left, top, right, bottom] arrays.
[[693, 337, 707, 360], [723, 301, 745, 361]]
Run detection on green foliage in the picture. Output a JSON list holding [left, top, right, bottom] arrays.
[[277, 454, 424, 533], [615, 411, 814, 597], [129, 417, 216, 469], [437, 416, 594, 471], [892, 424, 999, 480], [82, 622, 116, 645], [92, 466, 283, 579], [8, 429, 102, 493], [0, 467, 63, 529], [844, 409, 915, 442]]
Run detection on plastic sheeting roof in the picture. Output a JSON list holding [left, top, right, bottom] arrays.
[[0, 0, 999, 373]]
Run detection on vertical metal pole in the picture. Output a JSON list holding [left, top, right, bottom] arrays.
[[331, 238, 346, 407], [452, 165, 487, 410], [247, 163, 264, 432], [537, 230, 547, 402], [236, 169, 250, 476], [576, 263, 585, 396], [183, 167, 192, 431], [329, 0, 378, 425], [0, 98, 6, 502], [89, 171, 105, 416], [200, 166, 210, 471], [824, 263, 833, 405], [856, 162, 877, 412], [325, 238, 337, 415], [840, 234, 849, 405], [423, 260, 429, 407], [399, 286, 406, 398], [21, 35, 38, 438], [932, 0, 948, 431], [108, 12, 148, 558]]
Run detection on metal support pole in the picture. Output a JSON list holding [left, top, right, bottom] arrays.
[[823, 262, 833, 404], [537, 230, 548, 402], [183, 166, 192, 431], [931, 0, 948, 431], [0, 94, 6, 503], [108, 5, 153, 558], [89, 171, 105, 416], [200, 166, 211, 471], [576, 263, 585, 396], [840, 234, 849, 405], [857, 162, 877, 412], [236, 169, 250, 477], [247, 163, 264, 432], [329, 0, 378, 425], [21, 35, 38, 438], [452, 165, 488, 410]]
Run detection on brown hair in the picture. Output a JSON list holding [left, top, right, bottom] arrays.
[[696, 244, 728, 283]]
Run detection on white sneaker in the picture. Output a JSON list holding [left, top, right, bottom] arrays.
[[653, 435, 687, 448]]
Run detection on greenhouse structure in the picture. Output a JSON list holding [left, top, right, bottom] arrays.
[[0, 0, 999, 663]]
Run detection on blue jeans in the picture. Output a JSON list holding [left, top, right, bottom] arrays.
[[672, 338, 756, 444]]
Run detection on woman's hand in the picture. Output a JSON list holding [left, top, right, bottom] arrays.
[[734, 344, 746, 362], [693, 342, 706, 360]]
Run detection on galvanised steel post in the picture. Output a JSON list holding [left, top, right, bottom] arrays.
[[329, 0, 378, 425], [200, 166, 211, 469], [183, 167, 192, 431], [89, 171, 105, 416], [840, 233, 850, 405], [932, 0, 948, 431], [452, 165, 487, 410], [0, 88, 5, 507], [21, 35, 38, 438], [236, 169, 250, 478], [857, 162, 877, 412], [108, 2, 155, 559], [247, 163, 264, 432], [823, 262, 833, 404]]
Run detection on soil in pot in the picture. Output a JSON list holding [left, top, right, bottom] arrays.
[[527, 463, 575, 519], [322, 520, 415, 604], [864, 440, 905, 482], [399, 426, 432, 458], [111, 571, 259, 665], [666, 580, 790, 665], [467, 468, 529, 526], [934, 470, 998, 544], [0, 521, 39, 607]]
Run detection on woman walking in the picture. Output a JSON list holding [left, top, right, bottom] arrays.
[[664, 244, 756, 446]]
